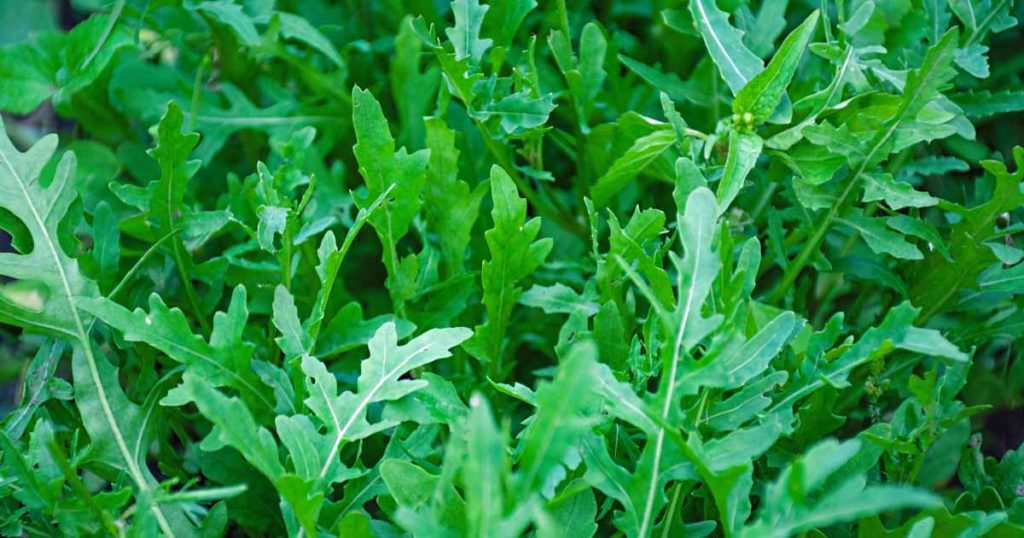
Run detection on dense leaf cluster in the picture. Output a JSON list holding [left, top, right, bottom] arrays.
[[1, 0, 1023, 536]]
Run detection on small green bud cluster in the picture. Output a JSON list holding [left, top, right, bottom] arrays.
[[731, 111, 756, 131]]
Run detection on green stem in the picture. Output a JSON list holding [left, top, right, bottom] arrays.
[[188, 55, 210, 132], [47, 439, 121, 537], [660, 483, 684, 538], [170, 236, 210, 335], [748, 182, 777, 224], [767, 190, 848, 304], [476, 122, 588, 239], [81, 0, 125, 69], [107, 228, 182, 305], [820, 0, 833, 43], [768, 113, 905, 304], [282, 223, 294, 291]]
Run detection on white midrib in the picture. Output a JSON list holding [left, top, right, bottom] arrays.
[[705, 397, 747, 422], [725, 324, 781, 377], [928, 0, 941, 40], [457, 3, 472, 60], [737, 15, 816, 108], [981, 273, 1024, 287], [637, 219, 705, 537], [771, 350, 867, 414], [827, 50, 854, 106], [694, 0, 749, 86], [597, 377, 651, 432], [963, 2, 978, 32], [315, 343, 432, 481], [0, 150, 175, 537], [969, 0, 1010, 47]]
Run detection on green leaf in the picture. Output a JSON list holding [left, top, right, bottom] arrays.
[[144, 102, 210, 331], [274, 12, 344, 69], [463, 394, 509, 536], [195, 1, 261, 46], [474, 90, 557, 135], [520, 283, 599, 316], [0, 122, 96, 338], [91, 201, 120, 292], [539, 481, 598, 538], [0, 11, 137, 116], [256, 205, 288, 253], [272, 285, 313, 359], [161, 372, 288, 495], [2, 2, 1024, 535], [890, 28, 962, 138], [688, 0, 764, 94], [164, 370, 345, 535], [483, 0, 536, 50], [381, 459, 443, 507], [912, 148, 1024, 318], [147, 102, 200, 234], [862, 172, 938, 210], [591, 128, 677, 207], [513, 342, 600, 500], [446, 0, 492, 63], [715, 130, 763, 212], [393, 17, 440, 148], [80, 286, 275, 415], [663, 187, 722, 351], [979, 262, 1024, 294], [300, 322, 471, 486], [772, 302, 961, 411], [56, 14, 134, 107], [955, 44, 990, 78], [605, 188, 723, 538], [464, 165, 553, 364], [949, 0, 1018, 44], [739, 439, 941, 537], [733, 11, 819, 124], [953, 90, 1024, 118], [0, 34, 60, 114], [191, 84, 331, 163], [688, 312, 798, 391], [550, 22, 608, 128], [307, 188, 394, 347], [2, 341, 67, 440], [316, 302, 416, 357], [618, 54, 709, 106], [840, 213, 924, 260], [351, 86, 430, 308], [0, 115, 194, 535], [423, 117, 486, 276], [746, 0, 790, 56], [705, 371, 789, 432], [75, 346, 194, 535]]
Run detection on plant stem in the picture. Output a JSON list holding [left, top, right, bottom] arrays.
[[768, 113, 909, 303], [170, 236, 210, 335], [188, 54, 210, 132], [766, 173, 860, 304], [47, 439, 121, 537], [476, 121, 588, 239]]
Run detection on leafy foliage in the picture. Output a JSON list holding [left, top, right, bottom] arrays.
[[0, 0, 1023, 536]]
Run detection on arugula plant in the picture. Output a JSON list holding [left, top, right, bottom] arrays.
[[1, 0, 1023, 536]]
